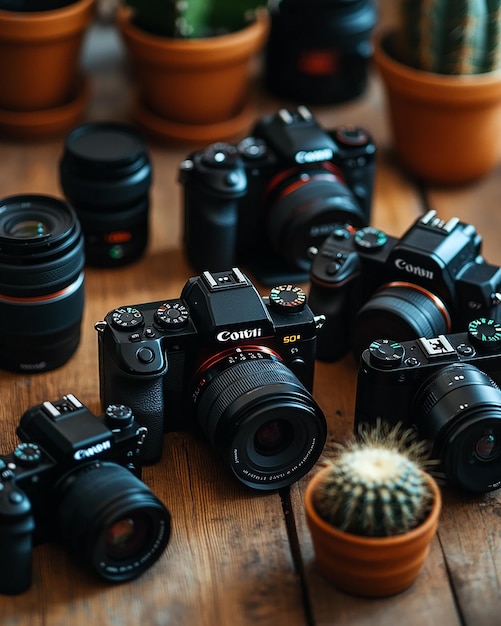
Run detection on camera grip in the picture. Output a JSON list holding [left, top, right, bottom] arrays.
[[308, 285, 352, 361], [99, 352, 165, 464], [183, 189, 240, 271], [0, 489, 35, 594]]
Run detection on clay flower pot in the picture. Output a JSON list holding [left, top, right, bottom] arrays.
[[117, 6, 269, 143], [304, 466, 441, 597], [0, 0, 95, 137], [374, 32, 501, 185]]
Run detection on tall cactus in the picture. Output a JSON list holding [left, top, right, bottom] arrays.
[[397, 0, 501, 74], [125, 0, 265, 38], [312, 423, 434, 537]]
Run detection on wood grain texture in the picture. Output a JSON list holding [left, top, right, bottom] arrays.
[[1, 2, 501, 624]]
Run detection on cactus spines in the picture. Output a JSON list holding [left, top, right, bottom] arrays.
[[397, 0, 501, 74], [313, 423, 435, 537]]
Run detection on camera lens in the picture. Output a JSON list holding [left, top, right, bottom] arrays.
[[267, 166, 368, 272], [59, 121, 152, 267], [55, 462, 170, 582], [413, 363, 501, 492], [352, 282, 451, 358], [0, 194, 85, 373], [193, 347, 327, 490]]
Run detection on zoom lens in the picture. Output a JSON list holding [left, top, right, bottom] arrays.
[[60, 122, 152, 267], [56, 462, 170, 582], [0, 194, 85, 373], [352, 282, 451, 358], [413, 363, 501, 492], [266, 166, 367, 273], [193, 348, 327, 490]]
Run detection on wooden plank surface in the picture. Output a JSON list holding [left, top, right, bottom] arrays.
[[1, 3, 501, 624]]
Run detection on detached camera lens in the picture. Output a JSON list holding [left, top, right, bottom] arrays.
[[56, 462, 170, 582], [60, 122, 152, 267], [0, 194, 85, 373], [193, 348, 327, 490], [413, 363, 501, 492]]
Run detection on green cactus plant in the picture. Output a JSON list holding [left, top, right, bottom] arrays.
[[312, 422, 435, 537], [396, 0, 501, 74], [124, 0, 266, 38]]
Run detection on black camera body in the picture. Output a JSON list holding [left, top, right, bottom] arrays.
[[308, 210, 501, 361], [180, 106, 375, 284], [96, 268, 327, 490], [0, 394, 170, 595], [354, 318, 501, 493]]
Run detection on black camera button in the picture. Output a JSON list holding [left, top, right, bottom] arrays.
[[136, 347, 155, 365], [354, 227, 388, 251], [334, 126, 371, 148], [237, 137, 267, 160], [368, 339, 405, 369], [129, 332, 142, 342], [13, 443, 42, 467], [404, 356, 420, 368], [456, 343, 475, 357]]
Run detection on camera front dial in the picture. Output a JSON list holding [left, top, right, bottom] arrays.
[[192, 346, 326, 490]]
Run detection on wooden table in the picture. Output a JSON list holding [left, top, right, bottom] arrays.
[[1, 11, 501, 626]]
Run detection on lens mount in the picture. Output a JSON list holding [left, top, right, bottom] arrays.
[[55, 462, 170, 582], [413, 363, 501, 492], [352, 281, 451, 358], [193, 347, 327, 490]]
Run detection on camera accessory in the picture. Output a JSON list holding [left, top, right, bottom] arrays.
[[0, 394, 170, 595], [181, 106, 375, 285], [60, 121, 152, 267], [96, 268, 327, 489], [309, 210, 501, 361], [265, 0, 377, 104], [0, 194, 84, 372], [355, 319, 501, 492]]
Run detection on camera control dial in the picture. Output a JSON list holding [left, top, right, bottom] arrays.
[[13, 443, 42, 467], [354, 227, 388, 251], [155, 302, 189, 328], [468, 318, 501, 351], [368, 338, 405, 369], [111, 307, 144, 329], [269, 285, 307, 312]]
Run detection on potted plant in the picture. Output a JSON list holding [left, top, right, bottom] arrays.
[[304, 422, 442, 597], [0, 0, 96, 139], [116, 0, 269, 143], [374, 0, 501, 184]]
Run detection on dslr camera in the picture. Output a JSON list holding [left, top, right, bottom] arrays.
[[354, 318, 501, 493], [180, 106, 375, 284], [96, 268, 327, 490], [308, 210, 501, 361], [0, 394, 171, 595]]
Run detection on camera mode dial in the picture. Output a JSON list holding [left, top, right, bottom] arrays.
[[155, 302, 190, 328], [368, 338, 405, 369], [111, 307, 144, 329], [354, 226, 388, 251], [269, 285, 307, 313], [468, 318, 501, 351], [13, 443, 42, 467], [105, 404, 134, 430]]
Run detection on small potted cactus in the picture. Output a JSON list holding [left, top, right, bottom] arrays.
[[374, 0, 501, 184], [116, 0, 269, 143], [304, 422, 441, 597]]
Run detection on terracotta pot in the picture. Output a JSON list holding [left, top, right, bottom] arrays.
[[117, 7, 269, 143], [304, 466, 441, 597], [374, 32, 501, 184], [0, 0, 95, 112]]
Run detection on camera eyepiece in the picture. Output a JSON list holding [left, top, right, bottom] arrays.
[[0, 194, 84, 372]]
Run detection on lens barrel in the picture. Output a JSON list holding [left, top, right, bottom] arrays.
[[60, 121, 152, 267], [352, 283, 451, 358], [56, 462, 170, 582], [0, 194, 85, 372], [414, 363, 501, 492], [193, 348, 327, 490]]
